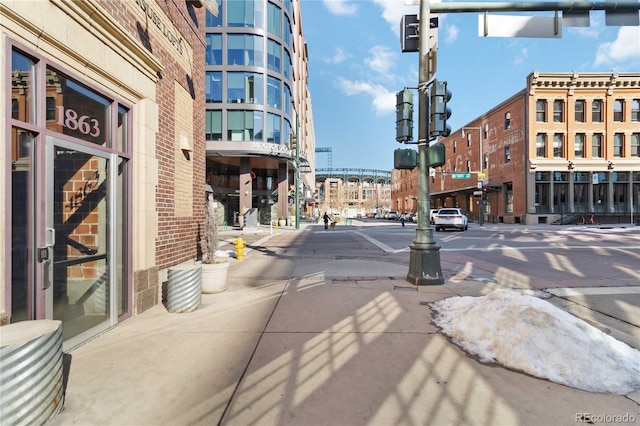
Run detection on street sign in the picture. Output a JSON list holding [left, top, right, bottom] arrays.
[[479, 14, 562, 38], [452, 173, 470, 179], [477, 172, 486, 178]]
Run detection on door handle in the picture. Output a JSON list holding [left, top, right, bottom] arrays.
[[42, 228, 55, 290], [46, 228, 55, 247]]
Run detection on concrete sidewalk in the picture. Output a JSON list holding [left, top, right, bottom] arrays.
[[52, 224, 639, 426]]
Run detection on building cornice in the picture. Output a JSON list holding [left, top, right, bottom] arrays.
[[527, 71, 640, 95]]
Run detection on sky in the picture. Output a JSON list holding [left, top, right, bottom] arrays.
[[300, 0, 640, 171], [429, 288, 640, 395]]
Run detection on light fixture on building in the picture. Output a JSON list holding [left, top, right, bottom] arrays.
[[187, 0, 219, 15], [180, 135, 193, 160], [608, 161, 615, 170], [568, 161, 575, 170]]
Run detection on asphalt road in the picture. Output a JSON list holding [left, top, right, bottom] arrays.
[[352, 219, 640, 290]]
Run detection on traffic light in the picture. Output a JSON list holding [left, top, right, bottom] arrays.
[[425, 143, 445, 167], [395, 89, 414, 143], [400, 14, 419, 53], [429, 80, 452, 139], [394, 148, 417, 169]]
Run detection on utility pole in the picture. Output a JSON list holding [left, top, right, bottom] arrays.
[[407, 0, 444, 286]]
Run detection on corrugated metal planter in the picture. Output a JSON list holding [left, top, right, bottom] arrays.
[[0, 319, 64, 425], [167, 265, 202, 313]]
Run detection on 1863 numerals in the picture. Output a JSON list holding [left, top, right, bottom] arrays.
[[56, 106, 100, 137]]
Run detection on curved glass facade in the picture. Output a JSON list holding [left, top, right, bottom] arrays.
[[205, 0, 295, 145], [205, 0, 301, 225]]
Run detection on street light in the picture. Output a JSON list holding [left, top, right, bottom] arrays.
[[461, 126, 483, 225]]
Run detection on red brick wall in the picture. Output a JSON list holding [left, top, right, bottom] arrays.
[[392, 92, 528, 223], [391, 168, 419, 213], [99, 0, 206, 269]]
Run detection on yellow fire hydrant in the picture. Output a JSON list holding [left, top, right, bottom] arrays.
[[234, 237, 246, 261]]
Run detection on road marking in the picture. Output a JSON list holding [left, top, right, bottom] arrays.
[[547, 287, 640, 296], [439, 245, 640, 252], [354, 231, 398, 253], [354, 230, 640, 254]]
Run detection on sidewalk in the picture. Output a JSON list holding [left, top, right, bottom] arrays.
[[52, 223, 639, 426]]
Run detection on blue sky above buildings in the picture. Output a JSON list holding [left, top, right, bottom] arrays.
[[300, 0, 640, 171]]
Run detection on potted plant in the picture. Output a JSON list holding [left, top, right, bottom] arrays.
[[278, 217, 287, 227], [200, 192, 230, 293]]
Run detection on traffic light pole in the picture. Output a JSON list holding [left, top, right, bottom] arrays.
[[407, 0, 444, 286]]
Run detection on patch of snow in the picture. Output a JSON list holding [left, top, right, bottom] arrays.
[[429, 289, 640, 395], [215, 249, 235, 258]]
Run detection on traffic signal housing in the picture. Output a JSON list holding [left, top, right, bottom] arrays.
[[395, 89, 414, 143], [429, 80, 451, 139], [400, 14, 419, 53], [394, 148, 418, 169]]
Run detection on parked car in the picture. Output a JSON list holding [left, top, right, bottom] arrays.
[[434, 208, 468, 231], [407, 213, 417, 223], [387, 211, 398, 220], [429, 209, 440, 225]]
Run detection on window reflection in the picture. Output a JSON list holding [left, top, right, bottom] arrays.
[[228, 34, 264, 67], [267, 76, 281, 108], [267, 39, 281, 72], [228, 72, 263, 104], [206, 72, 222, 103], [11, 49, 36, 124], [228, 0, 264, 28], [228, 110, 262, 141], [267, 112, 280, 144], [45, 67, 111, 146], [206, 110, 223, 141], [206, 34, 222, 65]]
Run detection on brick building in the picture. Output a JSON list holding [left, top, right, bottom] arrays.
[[2, 0, 210, 349], [315, 169, 392, 218], [393, 71, 640, 225]]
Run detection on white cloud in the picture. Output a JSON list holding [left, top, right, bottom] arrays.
[[373, 0, 419, 35], [322, 0, 357, 16], [514, 47, 528, 65], [567, 23, 602, 39], [322, 47, 351, 64], [595, 26, 640, 66], [445, 24, 459, 43], [365, 45, 397, 75], [336, 77, 396, 115], [567, 13, 604, 39]]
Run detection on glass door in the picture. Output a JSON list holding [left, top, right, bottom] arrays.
[[46, 136, 114, 348]]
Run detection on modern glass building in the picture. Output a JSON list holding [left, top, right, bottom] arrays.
[[204, 0, 315, 226]]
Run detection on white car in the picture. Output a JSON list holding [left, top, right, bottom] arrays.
[[429, 209, 440, 225], [434, 208, 468, 231]]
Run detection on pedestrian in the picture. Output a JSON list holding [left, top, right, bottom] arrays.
[[323, 212, 329, 230], [400, 213, 405, 228]]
